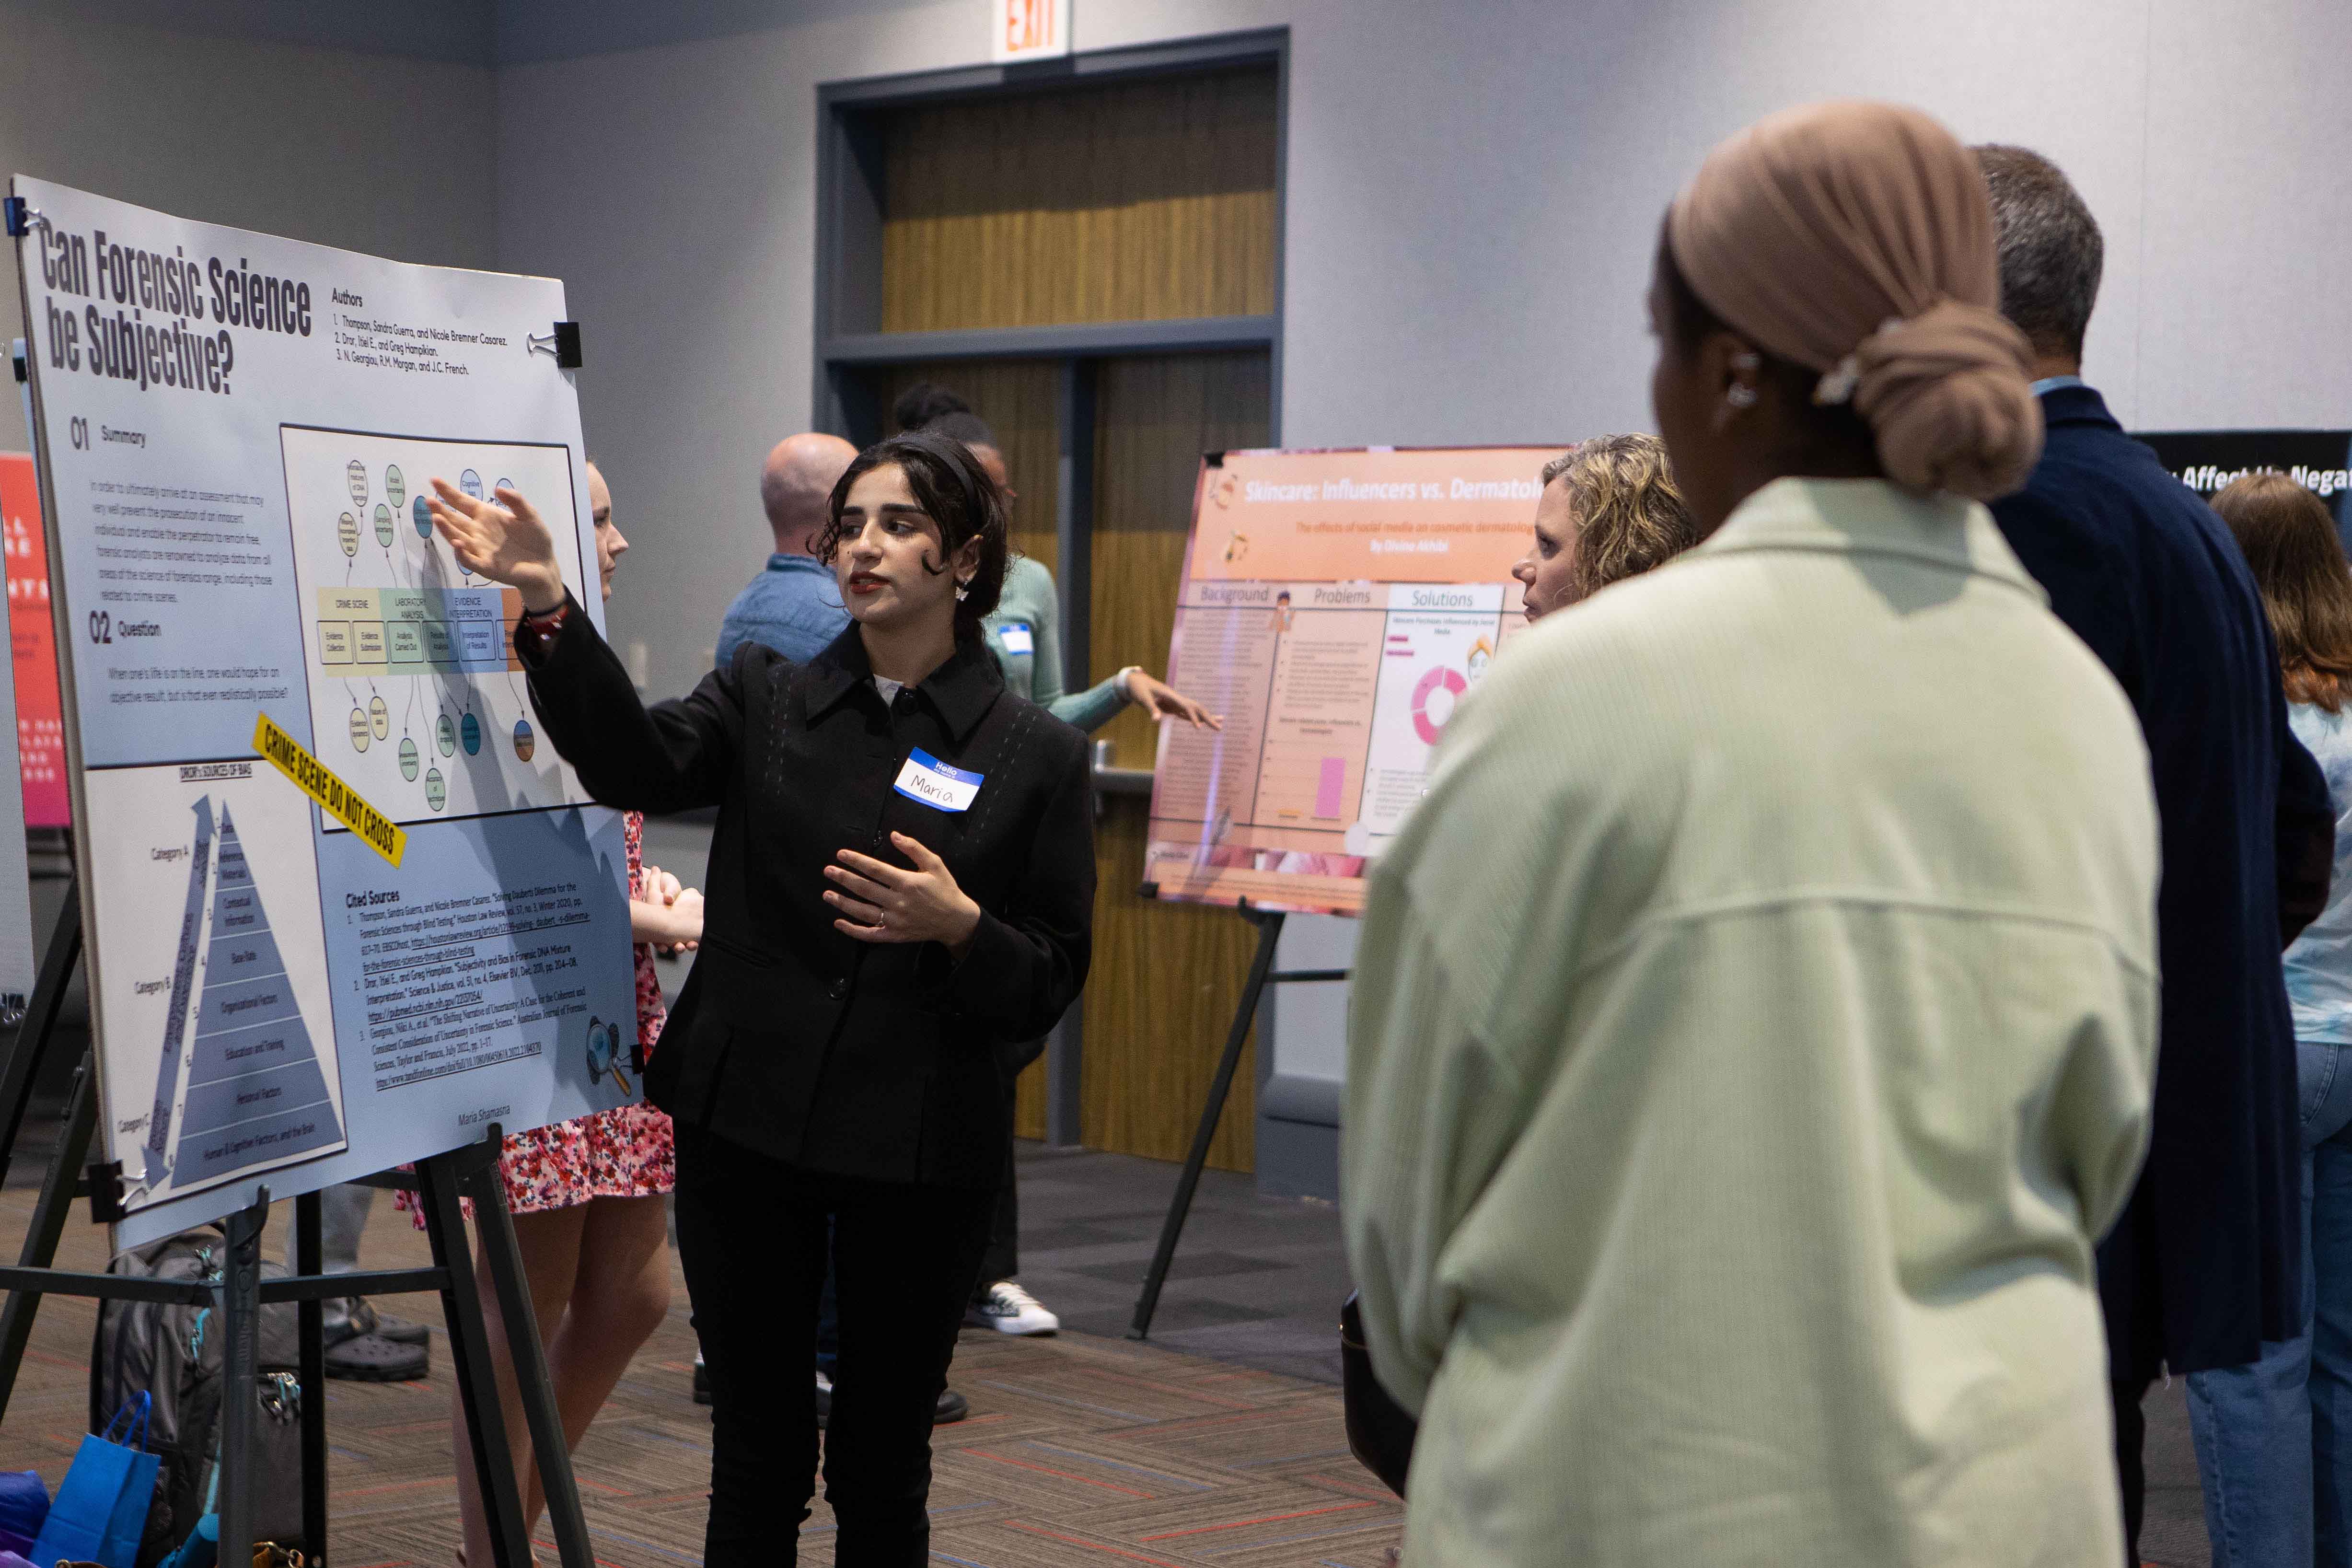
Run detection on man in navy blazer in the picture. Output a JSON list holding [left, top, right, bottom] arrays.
[[1977, 144, 2335, 1563]]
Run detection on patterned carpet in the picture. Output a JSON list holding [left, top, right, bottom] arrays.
[[0, 1178, 1402, 1566]]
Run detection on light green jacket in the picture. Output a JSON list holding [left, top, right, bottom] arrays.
[[1343, 478, 2159, 1567], [984, 554, 1128, 733]]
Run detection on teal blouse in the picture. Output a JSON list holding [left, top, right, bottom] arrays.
[[984, 554, 1129, 733]]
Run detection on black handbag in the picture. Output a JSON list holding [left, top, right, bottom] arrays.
[[1338, 1291, 1418, 1496]]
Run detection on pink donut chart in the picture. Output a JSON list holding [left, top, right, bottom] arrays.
[[1410, 664, 1467, 745]]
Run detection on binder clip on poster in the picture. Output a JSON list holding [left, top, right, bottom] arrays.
[[2, 197, 49, 238], [528, 321, 583, 369]]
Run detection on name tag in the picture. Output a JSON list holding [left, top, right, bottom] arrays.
[[894, 748, 985, 812], [996, 621, 1034, 656]]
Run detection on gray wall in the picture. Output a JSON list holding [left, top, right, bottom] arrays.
[[489, 0, 2352, 702], [487, 0, 2352, 1192], [0, 0, 498, 457]]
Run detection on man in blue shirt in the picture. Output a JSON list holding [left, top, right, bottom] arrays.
[[715, 432, 857, 667]]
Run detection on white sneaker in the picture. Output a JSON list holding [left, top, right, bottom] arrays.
[[968, 1279, 1058, 1336]]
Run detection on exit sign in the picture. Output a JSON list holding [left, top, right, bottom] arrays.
[[991, 0, 1071, 61]]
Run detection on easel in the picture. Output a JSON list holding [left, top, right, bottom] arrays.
[[0, 891, 593, 1568], [1129, 898, 1348, 1339]]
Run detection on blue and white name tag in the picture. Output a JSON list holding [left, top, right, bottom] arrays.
[[996, 621, 1034, 657], [894, 748, 985, 812]]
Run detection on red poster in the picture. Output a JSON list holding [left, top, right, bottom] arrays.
[[1, 452, 70, 827]]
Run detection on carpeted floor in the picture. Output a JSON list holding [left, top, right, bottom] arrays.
[[0, 1158, 1400, 1566], [0, 1045, 2215, 1566]]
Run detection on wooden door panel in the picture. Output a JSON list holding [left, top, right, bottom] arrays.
[[880, 70, 1277, 333], [861, 360, 1061, 571], [856, 60, 1279, 1164], [1080, 351, 1272, 1170]]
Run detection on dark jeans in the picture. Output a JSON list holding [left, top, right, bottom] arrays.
[[674, 1124, 994, 1567], [2183, 1039, 2352, 1567]]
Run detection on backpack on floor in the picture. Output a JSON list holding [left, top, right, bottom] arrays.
[[90, 1226, 307, 1567]]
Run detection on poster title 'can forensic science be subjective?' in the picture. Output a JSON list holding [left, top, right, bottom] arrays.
[[33, 221, 314, 395]]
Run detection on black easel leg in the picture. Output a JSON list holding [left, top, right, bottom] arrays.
[[218, 1188, 269, 1560], [0, 883, 82, 1189], [296, 1188, 329, 1562], [420, 1148, 533, 1568], [463, 1126, 591, 1568], [0, 1052, 97, 1412], [1130, 906, 1285, 1340]]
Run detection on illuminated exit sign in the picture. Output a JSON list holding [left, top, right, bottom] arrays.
[[991, 0, 1071, 62]]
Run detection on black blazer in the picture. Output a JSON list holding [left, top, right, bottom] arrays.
[[518, 604, 1095, 1188], [1990, 383, 2334, 1377]]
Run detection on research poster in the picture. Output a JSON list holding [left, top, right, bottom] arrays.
[[1144, 446, 1556, 916], [11, 176, 636, 1247], [2, 451, 71, 828], [0, 451, 31, 1018]]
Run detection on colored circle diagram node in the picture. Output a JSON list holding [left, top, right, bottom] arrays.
[[1411, 664, 1467, 746]]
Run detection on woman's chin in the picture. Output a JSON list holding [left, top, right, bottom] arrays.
[[849, 596, 944, 631]]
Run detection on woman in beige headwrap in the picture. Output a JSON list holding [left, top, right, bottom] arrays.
[[1344, 101, 2160, 1565]]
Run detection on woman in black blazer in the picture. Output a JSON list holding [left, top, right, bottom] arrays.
[[428, 432, 1094, 1567]]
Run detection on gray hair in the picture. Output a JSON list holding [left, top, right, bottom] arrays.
[[1972, 144, 2104, 360]]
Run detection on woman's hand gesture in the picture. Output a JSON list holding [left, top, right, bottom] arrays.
[[826, 833, 983, 957], [427, 478, 567, 612], [1126, 669, 1222, 730]]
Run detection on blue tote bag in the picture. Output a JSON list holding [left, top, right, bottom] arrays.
[[30, 1394, 160, 1568]]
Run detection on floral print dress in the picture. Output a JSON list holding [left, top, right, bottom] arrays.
[[404, 810, 674, 1220]]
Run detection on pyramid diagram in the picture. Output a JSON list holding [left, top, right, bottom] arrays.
[[169, 803, 344, 1187], [141, 797, 213, 1187]]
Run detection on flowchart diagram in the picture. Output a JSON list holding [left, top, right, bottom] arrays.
[[280, 426, 593, 825]]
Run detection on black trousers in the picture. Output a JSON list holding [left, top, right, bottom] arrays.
[[2112, 1374, 2150, 1567], [975, 1036, 1044, 1286], [976, 1141, 1019, 1285], [674, 1124, 995, 1567]]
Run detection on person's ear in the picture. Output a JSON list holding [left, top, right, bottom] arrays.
[[953, 534, 984, 584]]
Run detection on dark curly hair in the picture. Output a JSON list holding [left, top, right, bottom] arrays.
[[813, 431, 1008, 640]]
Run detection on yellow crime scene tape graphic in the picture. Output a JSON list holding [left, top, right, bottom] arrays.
[[252, 712, 407, 866]]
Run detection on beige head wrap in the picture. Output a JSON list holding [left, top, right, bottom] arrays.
[[1667, 101, 2043, 499]]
